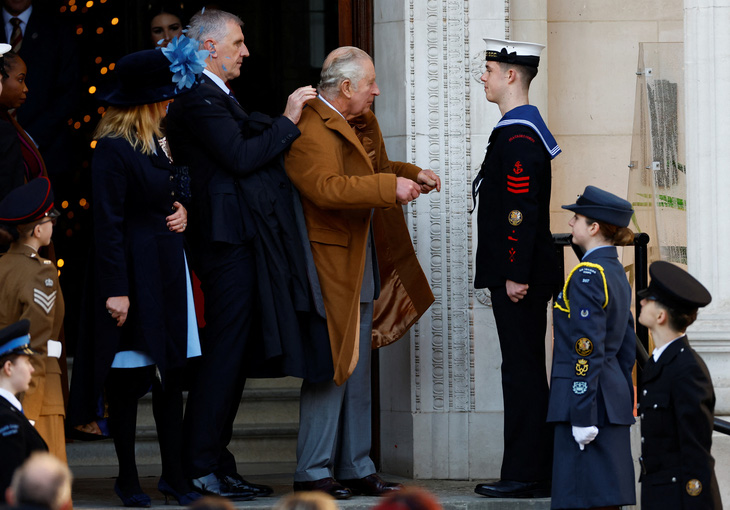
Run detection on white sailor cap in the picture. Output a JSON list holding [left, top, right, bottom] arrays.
[[0, 44, 10, 56], [483, 38, 544, 68]]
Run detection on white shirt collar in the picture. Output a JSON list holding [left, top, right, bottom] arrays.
[[3, 5, 32, 37], [318, 94, 346, 121], [652, 335, 684, 361], [0, 387, 23, 413], [203, 69, 230, 95]]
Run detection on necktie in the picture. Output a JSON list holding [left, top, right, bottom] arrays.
[[9, 17, 22, 53]]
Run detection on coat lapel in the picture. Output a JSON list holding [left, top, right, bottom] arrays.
[[309, 98, 374, 172], [643, 336, 686, 384]]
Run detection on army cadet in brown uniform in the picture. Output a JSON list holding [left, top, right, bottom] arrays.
[[0, 177, 66, 464]]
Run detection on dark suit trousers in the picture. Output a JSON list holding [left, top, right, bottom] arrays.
[[489, 284, 554, 482], [184, 242, 257, 478]]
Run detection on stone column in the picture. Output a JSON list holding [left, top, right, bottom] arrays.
[[373, 0, 548, 479], [683, 0, 730, 412]]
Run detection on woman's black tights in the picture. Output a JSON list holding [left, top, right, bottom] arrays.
[[106, 365, 187, 494]]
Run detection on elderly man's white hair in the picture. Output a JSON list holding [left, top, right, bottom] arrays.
[[8, 452, 73, 510], [318, 46, 372, 98]]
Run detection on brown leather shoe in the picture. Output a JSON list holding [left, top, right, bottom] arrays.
[[339, 474, 403, 496], [293, 478, 353, 500]]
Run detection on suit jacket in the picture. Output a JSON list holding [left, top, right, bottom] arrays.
[[166, 78, 332, 382], [0, 396, 48, 503], [473, 121, 561, 289], [0, 244, 65, 424], [285, 99, 434, 384], [547, 246, 636, 427], [68, 137, 189, 426], [1, 6, 79, 174], [639, 336, 722, 509]]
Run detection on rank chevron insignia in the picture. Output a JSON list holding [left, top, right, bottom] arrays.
[[33, 289, 57, 314]]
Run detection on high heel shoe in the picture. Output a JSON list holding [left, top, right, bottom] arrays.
[[158, 478, 203, 506], [114, 480, 151, 508]]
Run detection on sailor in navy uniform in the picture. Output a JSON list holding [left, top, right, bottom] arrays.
[[547, 186, 637, 509], [473, 38, 561, 499], [638, 261, 721, 509], [0, 319, 48, 503]]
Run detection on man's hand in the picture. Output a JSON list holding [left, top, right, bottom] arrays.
[[106, 296, 130, 327], [396, 177, 421, 204], [417, 169, 441, 193], [505, 279, 528, 303], [283, 86, 318, 124]]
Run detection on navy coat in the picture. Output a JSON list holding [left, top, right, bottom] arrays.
[[0, 395, 48, 502], [640, 336, 722, 509], [166, 78, 332, 382], [68, 136, 189, 426], [473, 121, 561, 289], [548, 246, 636, 427]]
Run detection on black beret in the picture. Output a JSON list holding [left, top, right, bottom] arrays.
[[638, 261, 711, 312], [562, 185, 634, 227], [0, 177, 59, 225], [0, 319, 37, 357]]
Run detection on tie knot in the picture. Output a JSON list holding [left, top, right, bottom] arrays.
[[10, 17, 21, 27]]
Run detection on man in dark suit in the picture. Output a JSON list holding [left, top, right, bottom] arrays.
[[1, 0, 79, 181], [472, 38, 562, 498], [165, 8, 317, 500], [638, 261, 722, 509]]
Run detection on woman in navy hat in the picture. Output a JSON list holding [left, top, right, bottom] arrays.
[[0, 319, 49, 502], [546, 185, 637, 509], [638, 261, 721, 509], [0, 177, 66, 468], [67, 38, 206, 507]]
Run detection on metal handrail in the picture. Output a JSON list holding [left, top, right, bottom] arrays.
[[552, 233, 730, 435]]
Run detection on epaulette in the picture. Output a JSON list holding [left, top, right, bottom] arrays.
[[554, 262, 608, 315]]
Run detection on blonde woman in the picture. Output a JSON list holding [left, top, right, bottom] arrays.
[[68, 41, 205, 507]]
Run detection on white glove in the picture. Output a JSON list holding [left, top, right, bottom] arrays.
[[572, 425, 599, 451]]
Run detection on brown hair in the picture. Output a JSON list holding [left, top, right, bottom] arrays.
[[653, 300, 699, 332], [585, 217, 634, 246]]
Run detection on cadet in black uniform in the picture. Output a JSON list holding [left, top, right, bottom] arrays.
[[0, 319, 48, 503], [638, 261, 721, 509], [473, 38, 562, 499], [547, 186, 637, 510]]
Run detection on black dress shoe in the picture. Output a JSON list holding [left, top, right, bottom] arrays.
[[219, 474, 273, 497], [293, 478, 353, 500], [190, 473, 256, 501], [339, 474, 404, 496], [474, 479, 550, 498]]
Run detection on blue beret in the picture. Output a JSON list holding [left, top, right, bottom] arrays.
[[562, 185, 633, 227]]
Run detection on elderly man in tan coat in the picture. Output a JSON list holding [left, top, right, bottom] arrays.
[[285, 46, 439, 499]]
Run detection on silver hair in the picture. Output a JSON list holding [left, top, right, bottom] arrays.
[[187, 9, 243, 45], [10, 452, 73, 510], [318, 46, 372, 97]]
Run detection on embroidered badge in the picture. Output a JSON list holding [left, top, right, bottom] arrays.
[[45, 278, 53, 288], [579, 266, 597, 275], [686, 479, 702, 496], [576, 359, 589, 376], [508, 248, 516, 263], [575, 338, 594, 357], [508, 210, 523, 226], [507, 174, 530, 194], [579, 308, 590, 319], [0, 424, 19, 437], [33, 289, 57, 315], [573, 381, 587, 395], [512, 161, 523, 174]]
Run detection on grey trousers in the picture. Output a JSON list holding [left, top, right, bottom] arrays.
[[294, 301, 377, 481]]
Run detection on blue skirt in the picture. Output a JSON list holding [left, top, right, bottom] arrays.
[[551, 423, 636, 509]]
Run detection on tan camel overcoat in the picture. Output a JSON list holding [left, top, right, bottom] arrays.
[[285, 98, 434, 385]]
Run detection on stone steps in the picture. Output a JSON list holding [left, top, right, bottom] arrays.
[[66, 374, 302, 472]]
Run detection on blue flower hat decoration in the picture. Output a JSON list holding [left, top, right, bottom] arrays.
[[162, 35, 209, 92]]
